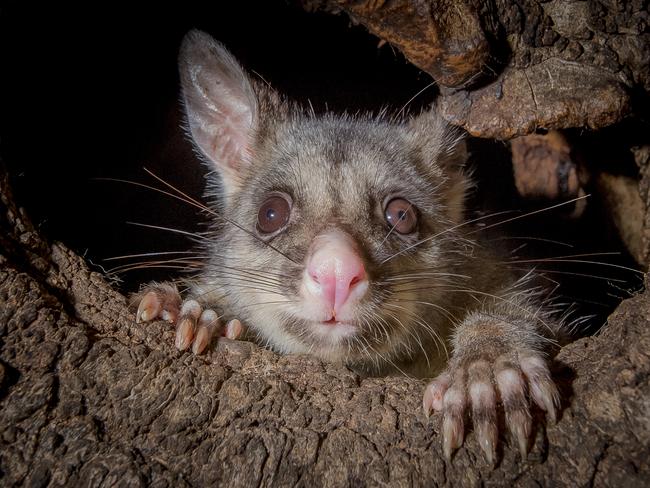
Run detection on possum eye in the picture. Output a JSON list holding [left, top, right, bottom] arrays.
[[384, 198, 417, 234], [257, 193, 291, 234]]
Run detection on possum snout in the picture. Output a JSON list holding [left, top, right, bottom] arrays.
[[300, 228, 369, 323]]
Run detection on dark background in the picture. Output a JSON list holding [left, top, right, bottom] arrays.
[[0, 1, 642, 328], [0, 0, 436, 284]]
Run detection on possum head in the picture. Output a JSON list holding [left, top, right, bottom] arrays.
[[179, 30, 470, 371]]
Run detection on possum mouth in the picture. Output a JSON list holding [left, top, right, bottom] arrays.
[[310, 319, 358, 340]]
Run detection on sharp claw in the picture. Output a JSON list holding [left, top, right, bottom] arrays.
[[136, 291, 160, 323], [423, 376, 450, 415], [544, 396, 558, 424], [469, 380, 497, 466], [422, 384, 437, 416], [443, 417, 454, 461], [508, 410, 531, 459], [442, 412, 463, 461], [477, 422, 497, 466], [192, 326, 211, 355], [474, 419, 497, 465], [191, 310, 220, 354], [521, 355, 560, 424], [175, 318, 195, 351], [518, 439, 528, 460], [485, 446, 494, 467], [530, 379, 559, 424], [225, 319, 242, 339]]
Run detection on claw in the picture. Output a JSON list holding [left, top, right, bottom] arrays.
[[425, 351, 559, 462], [193, 326, 211, 354], [193, 309, 220, 354], [469, 380, 497, 465], [475, 420, 497, 466], [442, 388, 465, 461], [423, 374, 450, 416], [175, 300, 202, 351], [508, 410, 531, 459], [225, 318, 243, 340], [530, 379, 559, 423], [136, 291, 160, 323], [175, 318, 195, 350], [442, 412, 464, 460], [496, 366, 532, 457], [521, 356, 559, 424]]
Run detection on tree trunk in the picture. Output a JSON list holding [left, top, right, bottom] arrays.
[[299, 0, 649, 139]]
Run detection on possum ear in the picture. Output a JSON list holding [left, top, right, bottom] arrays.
[[179, 30, 258, 194], [409, 108, 467, 170], [409, 108, 470, 223]]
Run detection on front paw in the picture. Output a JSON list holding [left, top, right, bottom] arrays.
[[422, 352, 559, 464], [130, 282, 244, 354]]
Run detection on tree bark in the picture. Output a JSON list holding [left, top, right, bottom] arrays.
[[299, 0, 649, 139]]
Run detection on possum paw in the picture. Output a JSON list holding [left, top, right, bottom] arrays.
[[422, 353, 559, 464], [131, 282, 244, 354]]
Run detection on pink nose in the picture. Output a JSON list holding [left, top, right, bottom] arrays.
[[307, 240, 367, 316]]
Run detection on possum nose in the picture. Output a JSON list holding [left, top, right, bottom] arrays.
[[307, 236, 367, 316]]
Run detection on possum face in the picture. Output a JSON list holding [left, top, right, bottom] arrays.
[[180, 30, 470, 369]]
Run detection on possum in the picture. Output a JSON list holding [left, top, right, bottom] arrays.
[[133, 30, 562, 464]]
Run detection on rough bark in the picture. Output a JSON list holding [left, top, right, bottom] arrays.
[[299, 0, 649, 139], [1, 155, 649, 486]]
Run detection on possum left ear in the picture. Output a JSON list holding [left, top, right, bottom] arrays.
[[409, 109, 470, 223], [178, 30, 259, 197]]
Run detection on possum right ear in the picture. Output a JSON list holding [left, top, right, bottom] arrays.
[[179, 30, 258, 195]]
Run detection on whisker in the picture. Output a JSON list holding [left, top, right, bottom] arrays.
[[126, 221, 209, 241], [443, 287, 556, 335], [381, 210, 513, 264], [506, 258, 643, 275], [206, 272, 282, 289], [143, 167, 214, 214], [384, 303, 448, 361], [512, 251, 622, 260], [362, 309, 391, 343], [94, 176, 214, 215], [383, 308, 430, 367], [382, 271, 470, 282], [102, 170, 299, 265], [360, 336, 409, 378], [236, 299, 297, 310], [389, 297, 459, 328], [106, 257, 206, 273], [505, 266, 629, 283], [379, 202, 414, 248], [486, 235, 575, 248], [397, 81, 436, 118], [382, 195, 589, 264], [466, 194, 590, 236], [107, 263, 203, 274], [103, 250, 201, 262]]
